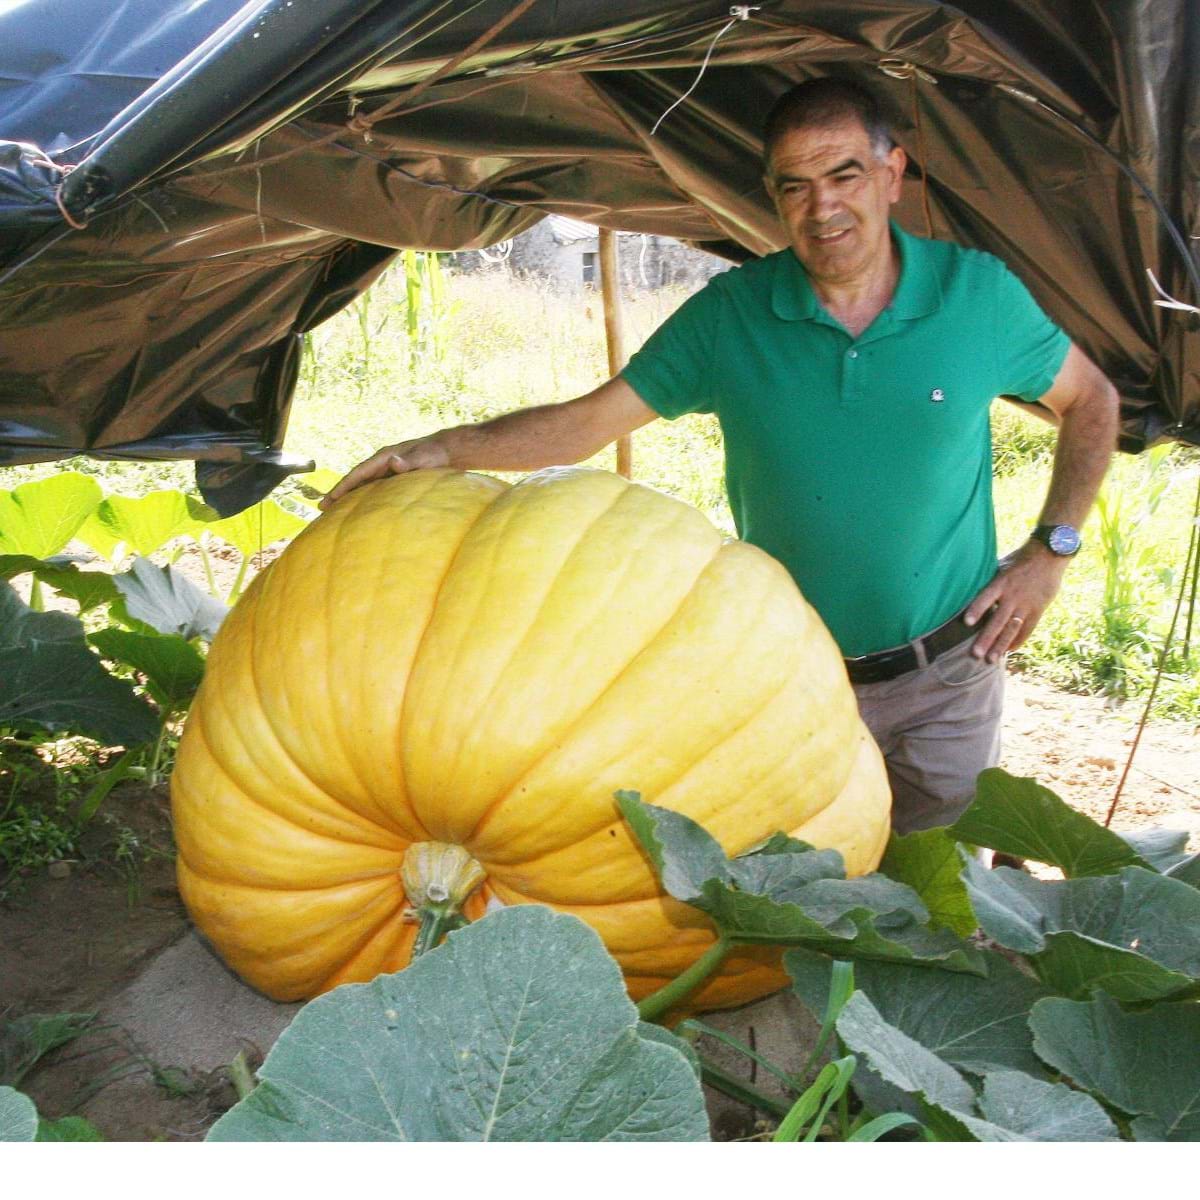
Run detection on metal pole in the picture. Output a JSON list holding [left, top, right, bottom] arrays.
[[598, 228, 633, 478]]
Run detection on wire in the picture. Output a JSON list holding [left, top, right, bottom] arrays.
[[650, 8, 760, 137], [1105, 468, 1200, 825]]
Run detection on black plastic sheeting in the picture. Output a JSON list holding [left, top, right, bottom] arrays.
[[1, 0, 1198, 512]]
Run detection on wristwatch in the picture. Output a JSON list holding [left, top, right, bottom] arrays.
[[1031, 523, 1082, 556]]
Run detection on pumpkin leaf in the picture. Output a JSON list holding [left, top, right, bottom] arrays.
[[1030, 994, 1200, 1141], [618, 792, 982, 973], [0, 472, 102, 559], [0, 583, 159, 744], [206, 499, 307, 557], [948, 769, 1150, 877], [962, 858, 1200, 1001], [0, 641, 160, 744], [0, 1086, 37, 1142], [90, 629, 206, 711], [112, 557, 228, 642], [1117, 827, 1193, 874], [208, 906, 709, 1142], [0, 580, 86, 649], [79, 490, 213, 560], [879, 828, 976, 937], [835, 991, 977, 1114], [834, 997, 1118, 1142], [638, 1021, 701, 1079], [964, 1071, 1118, 1142], [786, 946, 1051, 1080], [288, 468, 343, 509], [0, 554, 119, 612], [1165, 853, 1200, 887]]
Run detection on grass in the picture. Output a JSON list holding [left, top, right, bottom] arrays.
[[3, 262, 1199, 720]]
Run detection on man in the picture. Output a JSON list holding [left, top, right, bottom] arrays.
[[321, 79, 1119, 833]]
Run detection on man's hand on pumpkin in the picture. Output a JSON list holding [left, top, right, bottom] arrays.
[[319, 437, 449, 509], [963, 541, 1071, 664]]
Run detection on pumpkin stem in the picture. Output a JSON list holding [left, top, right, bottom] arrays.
[[636, 935, 734, 1023], [401, 842, 486, 958]]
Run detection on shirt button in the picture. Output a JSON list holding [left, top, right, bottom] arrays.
[[847, 349, 858, 359]]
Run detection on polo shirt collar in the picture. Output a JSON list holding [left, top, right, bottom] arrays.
[[770, 220, 943, 324]]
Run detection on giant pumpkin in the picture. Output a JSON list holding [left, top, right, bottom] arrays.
[[171, 467, 890, 1010]]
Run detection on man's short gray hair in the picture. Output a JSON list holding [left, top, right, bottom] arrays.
[[762, 78, 896, 173]]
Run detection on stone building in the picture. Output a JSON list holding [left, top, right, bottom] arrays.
[[460, 215, 729, 290]]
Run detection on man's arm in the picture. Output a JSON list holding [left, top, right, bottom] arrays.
[[319, 376, 658, 509], [964, 343, 1119, 662]]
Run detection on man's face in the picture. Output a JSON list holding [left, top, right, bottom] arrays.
[[765, 118, 906, 287]]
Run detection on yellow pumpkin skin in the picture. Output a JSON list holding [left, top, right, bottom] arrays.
[[172, 468, 891, 1010]]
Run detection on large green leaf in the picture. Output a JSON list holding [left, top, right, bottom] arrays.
[[1118, 827, 1193, 874], [948, 769, 1148, 877], [0, 583, 159, 743], [79, 490, 213, 560], [90, 629, 206, 711], [835, 996, 1119, 1142], [0, 554, 119, 612], [879, 828, 976, 937], [952, 1071, 1118, 1142], [963, 858, 1200, 1001], [112, 557, 228, 642], [206, 499, 307, 556], [619, 792, 981, 972], [288, 468, 343, 510], [0, 580, 86, 650], [835, 991, 976, 1114], [0, 1086, 37, 1142], [786, 947, 1050, 1079], [1030, 994, 1200, 1141], [0, 473, 102, 558], [208, 907, 709, 1142], [1166, 854, 1200, 887], [0, 641, 160, 744]]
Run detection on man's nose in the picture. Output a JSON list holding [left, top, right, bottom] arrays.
[[807, 179, 842, 222]]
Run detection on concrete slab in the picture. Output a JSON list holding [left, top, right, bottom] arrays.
[[98, 932, 300, 1071]]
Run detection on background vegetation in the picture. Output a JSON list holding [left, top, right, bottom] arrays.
[[7, 256, 1198, 716]]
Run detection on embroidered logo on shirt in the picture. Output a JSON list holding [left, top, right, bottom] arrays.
[[930, 387, 945, 403]]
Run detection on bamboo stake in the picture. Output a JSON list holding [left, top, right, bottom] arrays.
[[598, 228, 633, 478]]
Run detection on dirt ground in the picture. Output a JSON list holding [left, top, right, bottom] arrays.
[[1001, 670, 1200, 850], [2, 670, 1197, 1140]]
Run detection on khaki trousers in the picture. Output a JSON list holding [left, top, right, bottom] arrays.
[[852, 636, 1005, 834]]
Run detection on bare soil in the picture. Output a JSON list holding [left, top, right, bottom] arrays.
[[2, 670, 1197, 1140], [1002, 670, 1200, 850]]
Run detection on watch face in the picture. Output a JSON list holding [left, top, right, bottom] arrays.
[[1048, 525, 1081, 555]]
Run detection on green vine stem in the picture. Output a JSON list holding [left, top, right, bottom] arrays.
[[636, 936, 733, 1023], [227, 552, 251, 606], [144, 718, 172, 788], [411, 906, 466, 958], [197, 537, 220, 598]]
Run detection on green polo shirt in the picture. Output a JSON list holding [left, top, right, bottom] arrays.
[[621, 222, 1070, 657]]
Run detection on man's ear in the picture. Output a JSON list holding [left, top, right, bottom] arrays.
[[886, 144, 907, 201]]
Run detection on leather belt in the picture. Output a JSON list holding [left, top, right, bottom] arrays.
[[844, 606, 978, 685]]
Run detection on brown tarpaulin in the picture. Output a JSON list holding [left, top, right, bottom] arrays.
[[1, 0, 1197, 510]]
